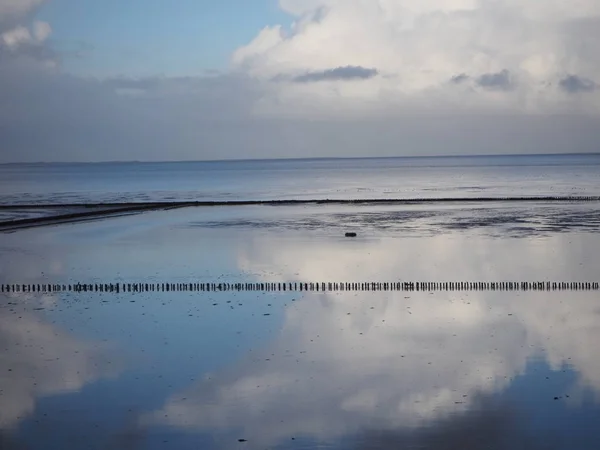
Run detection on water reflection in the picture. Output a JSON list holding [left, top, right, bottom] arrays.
[[0, 254, 120, 434], [143, 233, 600, 448], [0, 301, 119, 429], [2, 213, 600, 449], [351, 402, 560, 450]]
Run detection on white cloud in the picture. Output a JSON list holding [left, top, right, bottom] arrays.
[[31, 19, 50, 41], [232, 0, 600, 116], [0, 24, 28, 48], [0, 0, 44, 19], [1, 20, 50, 48]]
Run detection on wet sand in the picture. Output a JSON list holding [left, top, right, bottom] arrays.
[[1, 204, 600, 449], [1, 196, 599, 232]]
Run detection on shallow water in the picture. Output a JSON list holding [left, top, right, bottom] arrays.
[[2, 154, 600, 205], [1, 204, 600, 449]]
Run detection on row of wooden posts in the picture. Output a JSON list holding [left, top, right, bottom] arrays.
[[1, 281, 599, 294]]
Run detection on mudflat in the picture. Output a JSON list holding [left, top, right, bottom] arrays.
[[1, 203, 599, 449]]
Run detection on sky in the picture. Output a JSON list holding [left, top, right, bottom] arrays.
[[0, 0, 599, 162]]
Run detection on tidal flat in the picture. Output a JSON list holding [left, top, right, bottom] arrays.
[[1, 203, 599, 449]]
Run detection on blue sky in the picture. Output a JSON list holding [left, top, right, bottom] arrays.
[[36, 0, 290, 77]]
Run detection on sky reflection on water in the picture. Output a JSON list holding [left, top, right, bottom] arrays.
[[0, 206, 599, 449]]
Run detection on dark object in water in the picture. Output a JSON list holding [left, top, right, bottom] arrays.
[[345, 232, 357, 237]]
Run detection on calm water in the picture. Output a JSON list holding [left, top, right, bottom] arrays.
[[1, 155, 600, 449], [2, 153, 600, 204]]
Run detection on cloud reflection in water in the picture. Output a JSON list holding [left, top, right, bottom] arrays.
[[143, 232, 600, 447], [0, 255, 121, 431]]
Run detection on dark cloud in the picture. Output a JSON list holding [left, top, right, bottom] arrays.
[[450, 73, 470, 84], [292, 65, 378, 83], [476, 70, 513, 91], [0, 61, 299, 162], [1, 57, 599, 162], [559, 75, 597, 94]]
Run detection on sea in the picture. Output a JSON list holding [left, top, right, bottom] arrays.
[[2, 153, 600, 450], [1, 153, 600, 205]]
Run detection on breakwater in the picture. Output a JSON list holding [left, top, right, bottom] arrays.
[[2, 280, 598, 294], [2, 196, 600, 210]]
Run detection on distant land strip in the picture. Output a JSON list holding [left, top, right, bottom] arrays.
[[2, 281, 598, 295], [1, 196, 599, 231]]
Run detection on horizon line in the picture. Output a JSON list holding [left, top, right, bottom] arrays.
[[1, 151, 599, 165]]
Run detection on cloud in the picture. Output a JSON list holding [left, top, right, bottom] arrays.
[[232, 0, 600, 115], [1, 0, 600, 161], [450, 73, 470, 84], [476, 69, 513, 91], [31, 19, 49, 41], [0, 0, 45, 18], [0, 66, 273, 162], [559, 75, 597, 94], [0, 0, 55, 67], [0, 25, 28, 48], [0, 292, 120, 429], [0, 0, 47, 34], [0, 251, 120, 429], [1, 20, 51, 49], [142, 230, 600, 448], [1, 61, 600, 162], [0, 311, 119, 429], [292, 65, 378, 83], [0, 0, 46, 21]]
